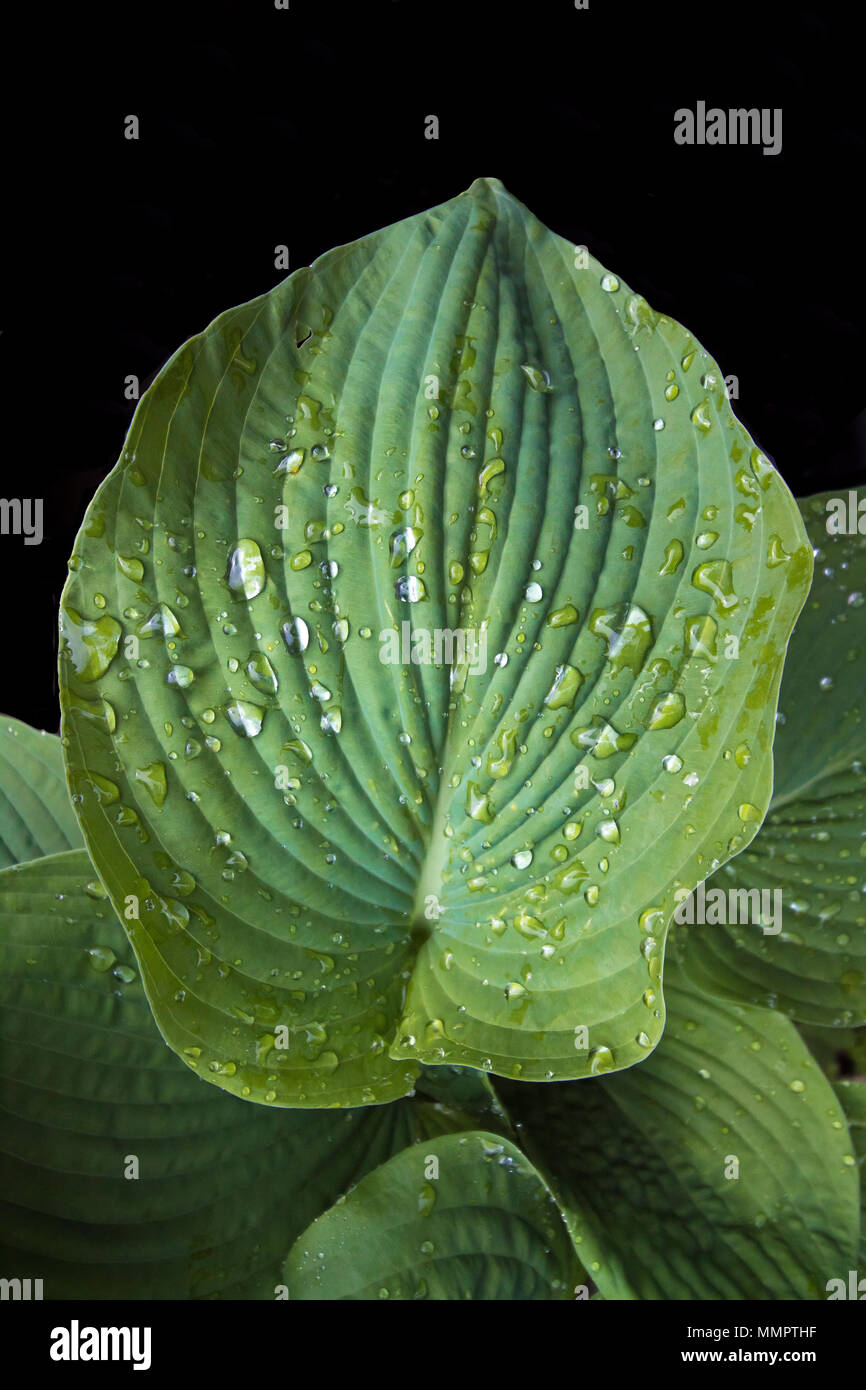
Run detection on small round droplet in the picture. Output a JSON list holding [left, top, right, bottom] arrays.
[[87, 946, 116, 973]]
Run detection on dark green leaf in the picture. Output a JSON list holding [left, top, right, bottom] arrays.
[[0, 715, 83, 868], [675, 489, 866, 1025], [0, 849, 479, 1298], [834, 1079, 866, 1266], [282, 1130, 581, 1300], [499, 962, 860, 1299]]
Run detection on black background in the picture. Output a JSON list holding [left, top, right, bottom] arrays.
[[5, 0, 864, 734]]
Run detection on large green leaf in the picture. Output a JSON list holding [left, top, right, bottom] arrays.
[[0, 715, 83, 868], [675, 489, 866, 1026], [59, 177, 811, 1105], [0, 848, 480, 1298], [499, 961, 861, 1299], [834, 1080, 866, 1267], [282, 1130, 580, 1300], [770, 489, 866, 799]]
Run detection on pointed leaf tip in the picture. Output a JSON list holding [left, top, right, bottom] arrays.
[[467, 176, 507, 193]]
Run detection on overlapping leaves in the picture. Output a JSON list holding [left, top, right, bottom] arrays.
[[0, 715, 83, 868], [500, 960, 861, 1299], [834, 1081, 866, 1267], [0, 727, 573, 1299], [282, 1131, 580, 1301], [676, 490, 866, 1026], [0, 846, 475, 1297], [0, 712, 861, 1298]]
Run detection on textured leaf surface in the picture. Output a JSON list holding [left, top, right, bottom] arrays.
[[834, 1080, 866, 1266], [414, 1063, 511, 1132], [0, 849, 475, 1298], [282, 1129, 580, 1300], [59, 178, 811, 1104], [0, 716, 83, 868], [676, 490, 866, 1026], [499, 962, 860, 1299]]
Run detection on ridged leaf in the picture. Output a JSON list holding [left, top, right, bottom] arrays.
[[676, 490, 866, 1025], [834, 1080, 866, 1267], [282, 1130, 580, 1300], [0, 715, 83, 868], [59, 178, 811, 1105], [0, 848, 478, 1298], [498, 961, 860, 1299]]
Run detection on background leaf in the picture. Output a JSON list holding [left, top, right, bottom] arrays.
[[414, 1063, 512, 1133], [0, 848, 484, 1298], [675, 489, 866, 1025], [834, 1080, 866, 1267], [498, 961, 860, 1299], [0, 715, 83, 868], [282, 1129, 581, 1300], [59, 177, 811, 1103]]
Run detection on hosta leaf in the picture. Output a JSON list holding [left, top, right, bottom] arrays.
[[675, 489, 866, 1026], [0, 848, 481, 1298], [498, 961, 860, 1300], [282, 1130, 580, 1300], [0, 715, 83, 867], [771, 490, 866, 798], [59, 177, 811, 1104], [834, 1080, 866, 1266], [414, 1063, 512, 1134]]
